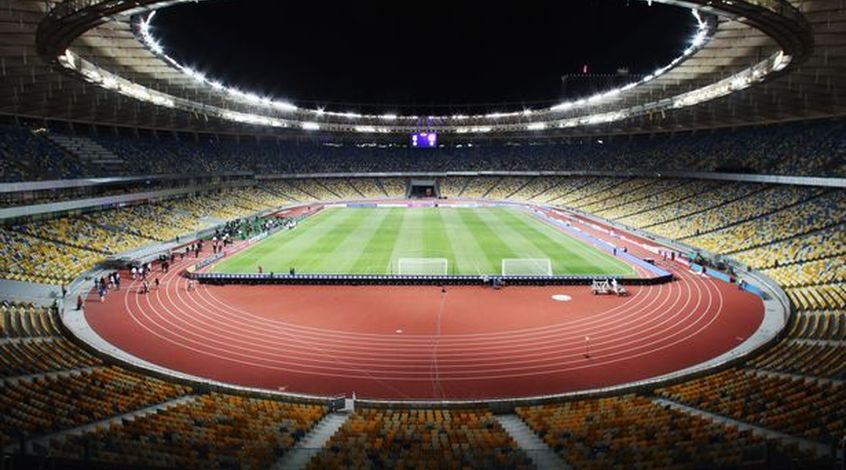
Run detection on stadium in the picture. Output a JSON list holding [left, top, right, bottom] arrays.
[[0, 0, 844, 468]]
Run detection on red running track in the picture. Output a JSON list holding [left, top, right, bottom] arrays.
[[84, 250, 763, 400]]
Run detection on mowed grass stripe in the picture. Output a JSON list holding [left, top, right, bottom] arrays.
[[311, 208, 392, 273], [421, 208, 456, 273], [458, 208, 519, 272], [212, 207, 343, 273], [288, 209, 365, 272], [498, 208, 636, 275], [438, 208, 494, 275], [474, 208, 551, 268], [350, 208, 405, 274], [388, 208, 426, 273]]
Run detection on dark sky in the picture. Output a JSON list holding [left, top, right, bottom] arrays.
[[152, 0, 695, 113]]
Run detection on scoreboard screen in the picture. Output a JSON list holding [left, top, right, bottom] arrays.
[[410, 132, 437, 148]]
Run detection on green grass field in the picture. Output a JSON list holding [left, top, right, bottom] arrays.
[[211, 207, 636, 276]]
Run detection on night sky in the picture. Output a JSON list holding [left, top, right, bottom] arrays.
[[152, 0, 696, 114]]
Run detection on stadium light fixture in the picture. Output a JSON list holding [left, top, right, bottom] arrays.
[[301, 122, 320, 130], [549, 102, 573, 112], [181, 67, 205, 83], [222, 110, 287, 127], [455, 126, 493, 133], [773, 51, 791, 72], [139, 12, 164, 55], [731, 76, 751, 90], [101, 76, 117, 90], [486, 112, 519, 119], [271, 100, 298, 112]]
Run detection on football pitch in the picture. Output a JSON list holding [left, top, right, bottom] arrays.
[[211, 207, 637, 276]]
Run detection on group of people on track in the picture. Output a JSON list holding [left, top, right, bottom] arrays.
[[93, 271, 122, 304]]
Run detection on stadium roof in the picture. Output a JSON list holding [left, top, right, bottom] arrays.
[[0, 0, 843, 138]]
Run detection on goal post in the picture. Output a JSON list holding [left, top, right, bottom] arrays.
[[501, 258, 553, 276], [397, 258, 449, 275]]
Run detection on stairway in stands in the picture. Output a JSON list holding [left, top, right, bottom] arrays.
[[651, 397, 836, 459], [2, 395, 198, 455], [44, 134, 127, 175], [496, 414, 570, 469], [271, 411, 351, 470]]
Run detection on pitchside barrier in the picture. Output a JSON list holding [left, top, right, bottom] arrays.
[[191, 272, 671, 286], [188, 251, 672, 286]]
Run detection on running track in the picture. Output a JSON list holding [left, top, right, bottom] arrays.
[[84, 230, 764, 401]]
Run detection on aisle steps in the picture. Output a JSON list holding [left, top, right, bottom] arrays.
[[271, 411, 350, 470], [3, 395, 198, 454], [44, 134, 126, 174], [652, 397, 835, 458], [496, 414, 570, 469]]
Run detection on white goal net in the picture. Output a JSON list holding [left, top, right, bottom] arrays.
[[397, 258, 449, 275], [501, 258, 553, 276]]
